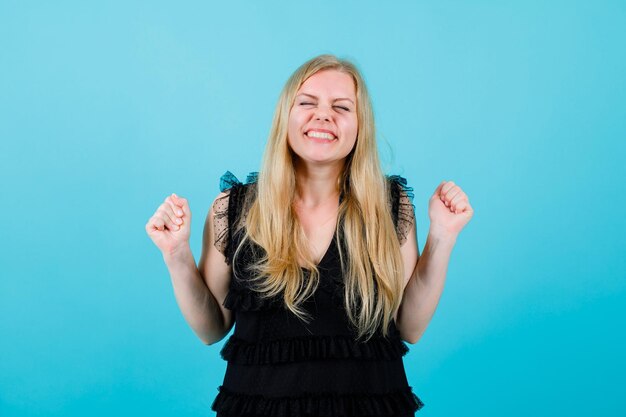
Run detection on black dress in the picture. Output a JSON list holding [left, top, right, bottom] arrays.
[[210, 171, 425, 417]]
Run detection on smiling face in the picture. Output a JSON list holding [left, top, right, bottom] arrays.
[[287, 69, 358, 168]]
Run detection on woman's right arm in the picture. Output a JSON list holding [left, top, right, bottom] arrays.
[[147, 192, 233, 346]]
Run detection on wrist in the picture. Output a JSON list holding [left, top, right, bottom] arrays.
[[427, 224, 458, 246], [163, 244, 194, 266]]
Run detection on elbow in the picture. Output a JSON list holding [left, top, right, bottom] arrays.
[[411, 329, 427, 344], [400, 328, 425, 345], [403, 335, 420, 345], [202, 327, 231, 346], [204, 337, 223, 346], [202, 333, 221, 346], [399, 330, 418, 345], [200, 334, 215, 346]]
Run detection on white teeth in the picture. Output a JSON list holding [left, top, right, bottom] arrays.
[[306, 131, 335, 140]]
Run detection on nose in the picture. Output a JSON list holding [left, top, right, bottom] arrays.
[[314, 104, 332, 121]]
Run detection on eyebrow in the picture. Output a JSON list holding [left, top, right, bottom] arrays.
[[296, 93, 355, 104]]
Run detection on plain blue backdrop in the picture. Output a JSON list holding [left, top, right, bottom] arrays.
[[1, 1, 624, 416]]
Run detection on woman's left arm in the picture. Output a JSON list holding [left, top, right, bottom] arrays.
[[397, 180, 474, 344]]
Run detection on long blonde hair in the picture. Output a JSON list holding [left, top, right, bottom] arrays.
[[233, 54, 405, 342]]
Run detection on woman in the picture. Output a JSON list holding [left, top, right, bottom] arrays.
[[146, 54, 473, 416]]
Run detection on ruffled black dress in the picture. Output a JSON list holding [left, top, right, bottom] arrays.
[[210, 171, 425, 417]]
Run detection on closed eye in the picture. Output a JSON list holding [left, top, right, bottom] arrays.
[[299, 102, 350, 112]]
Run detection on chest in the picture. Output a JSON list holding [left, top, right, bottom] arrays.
[[295, 204, 338, 265]]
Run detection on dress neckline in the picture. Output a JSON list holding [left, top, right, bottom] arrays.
[[298, 193, 342, 272], [300, 226, 338, 271]]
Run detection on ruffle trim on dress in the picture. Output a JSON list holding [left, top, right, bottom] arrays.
[[220, 333, 410, 365], [387, 175, 415, 203], [219, 170, 259, 193], [211, 385, 425, 416], [386, 175, 416, 247]]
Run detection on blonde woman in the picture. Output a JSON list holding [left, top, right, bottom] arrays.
[[146, 54, 473, 416]]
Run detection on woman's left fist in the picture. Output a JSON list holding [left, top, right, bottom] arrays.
[[428, 180, 474, 239]]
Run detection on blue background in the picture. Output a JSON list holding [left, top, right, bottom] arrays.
[[1, 1, 624, 416]]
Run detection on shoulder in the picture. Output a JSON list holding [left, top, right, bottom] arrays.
[[211, 170, 259, 221], [212, 170, 258, 204], [385, 174, 414, 202], [218, 170, 259, 193], [385, 174, 415, 219], [210, 170, 259, 260], [385, 174, 416, 247]]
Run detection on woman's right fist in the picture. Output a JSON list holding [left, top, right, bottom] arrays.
[[145, 193, 192, 255]]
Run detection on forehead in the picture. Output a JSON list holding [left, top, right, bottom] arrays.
[[297, 70, 356, 98]]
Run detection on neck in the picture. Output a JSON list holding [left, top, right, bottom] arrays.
[[292, 159, 343, 208]]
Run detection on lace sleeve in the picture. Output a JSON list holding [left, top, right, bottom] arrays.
[[387, 175, 416, 246], [212, 171, 243, 260], [212, 170, 259, 263], [212, 190, 231, 256]]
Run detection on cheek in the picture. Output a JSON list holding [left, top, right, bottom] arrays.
[[287, 116, 299, 137], [288, 111, 305, 130], [342, 117, 358, 137], [287, 116, 303, 147], [341, 123, 358, 149]]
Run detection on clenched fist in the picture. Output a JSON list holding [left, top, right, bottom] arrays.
[[145, 193, 192, 256], [428, 180, 473, 240]]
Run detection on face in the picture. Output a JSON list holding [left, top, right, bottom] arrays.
[[287, 69, 358, 168]]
